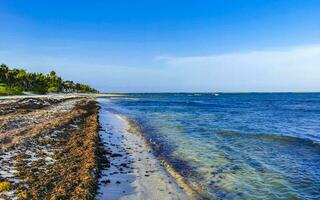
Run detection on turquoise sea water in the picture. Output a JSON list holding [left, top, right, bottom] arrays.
[[100, 93, 320, 200]]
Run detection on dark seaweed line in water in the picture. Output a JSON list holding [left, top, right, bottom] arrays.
[[113, 114, 320, 200], [105, 108, 216, 199], [104, 106, 288, 199], [216, 129, 320, 147], [102, 93, 320, 200]]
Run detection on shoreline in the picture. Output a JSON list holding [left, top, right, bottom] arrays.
[[119, 113, 205, 199], [0, 92, 125, 100], [96, 103, 191, 199], [0, 94, 195, 200]]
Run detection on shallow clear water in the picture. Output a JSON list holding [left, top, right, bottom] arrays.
[[101, 93, 320, 200]]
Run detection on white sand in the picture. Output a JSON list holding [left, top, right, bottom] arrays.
[[96, 105, 191, 200]]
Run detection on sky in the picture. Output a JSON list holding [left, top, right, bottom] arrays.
[[0, 0, 320, 92]]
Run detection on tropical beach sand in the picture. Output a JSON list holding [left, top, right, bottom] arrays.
[[96, 106, 191, 200], [0, 95, 192, 200]]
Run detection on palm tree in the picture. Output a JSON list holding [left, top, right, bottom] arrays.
[[0, 64, 9, 82]]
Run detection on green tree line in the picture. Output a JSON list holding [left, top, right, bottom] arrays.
[[0, 64, 98, 95]]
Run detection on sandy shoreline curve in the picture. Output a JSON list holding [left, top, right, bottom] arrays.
[[0, 94, 196, 200], [96, 100, 192, 200]]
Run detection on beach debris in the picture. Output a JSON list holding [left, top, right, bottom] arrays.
[[0, 96, 107, 199]]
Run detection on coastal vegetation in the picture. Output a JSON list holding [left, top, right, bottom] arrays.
[[0, 64, 97, 95]]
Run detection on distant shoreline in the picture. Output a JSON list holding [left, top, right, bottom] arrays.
[[0, 92, 125, 99]]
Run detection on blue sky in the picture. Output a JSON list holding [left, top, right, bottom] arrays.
[[0, 0, 320, 92]]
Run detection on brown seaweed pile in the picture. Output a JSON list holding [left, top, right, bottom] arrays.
[[0, 96, 108, 200]]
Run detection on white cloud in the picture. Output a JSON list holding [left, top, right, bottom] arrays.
[[159, 45, 320, 65], [1, 44, 320, 92], [157, 45, 320, 92]]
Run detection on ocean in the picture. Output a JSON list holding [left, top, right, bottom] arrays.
[[99, 93, 320, 200]]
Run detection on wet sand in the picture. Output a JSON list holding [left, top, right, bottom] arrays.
[[96, 104, 191, 200]]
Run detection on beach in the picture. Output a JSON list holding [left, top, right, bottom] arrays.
[[96, 106, 191, 200], [0, 94, 193, 200], [2, 93, 319, 200], [96, 93, 320, 200]]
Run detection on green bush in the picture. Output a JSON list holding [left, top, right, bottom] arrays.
[[32, 85, 48, 94], [0, 84, 23, 95], [0, 84, 7, 95], [10, 86, 24, 95], [47, 86, 59, 93]]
